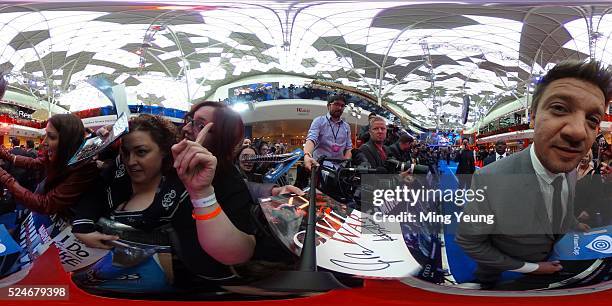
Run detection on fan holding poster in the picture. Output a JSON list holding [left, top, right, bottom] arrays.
[[67, 112, 128, 166]]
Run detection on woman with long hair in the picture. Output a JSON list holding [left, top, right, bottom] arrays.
[[0, 113, 98, 215], [73, 114, 255, 290], [177, 101, 256, 264]]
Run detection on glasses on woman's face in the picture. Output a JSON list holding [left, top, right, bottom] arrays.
[[185, 116, 206, 133]]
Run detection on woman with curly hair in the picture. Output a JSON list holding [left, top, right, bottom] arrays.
[[72, 114, 255, 290]]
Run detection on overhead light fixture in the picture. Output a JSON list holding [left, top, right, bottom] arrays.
[[232, 102, 249, 112]]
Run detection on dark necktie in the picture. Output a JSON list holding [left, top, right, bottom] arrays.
[[498, 154, 503, 161], [551, 176, 564, 236]]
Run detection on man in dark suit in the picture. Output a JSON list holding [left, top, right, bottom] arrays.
[[455, 138, 476, 174], [355, 116, 388, 169], [456, 60, 610, 289], [387, 133, 413, 163], [455, 138, 475, 189], [483, 140, 509, 166]]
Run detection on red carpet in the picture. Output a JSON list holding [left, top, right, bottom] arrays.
[[5, 246, 610, 306]]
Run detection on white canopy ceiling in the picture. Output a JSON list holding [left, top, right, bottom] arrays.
[[1, 1, 612, 129]]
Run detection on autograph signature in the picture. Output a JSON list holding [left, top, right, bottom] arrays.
[[328, 215, 403, 272]]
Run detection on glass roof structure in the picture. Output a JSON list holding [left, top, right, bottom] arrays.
[[1, 0, 612, 129]]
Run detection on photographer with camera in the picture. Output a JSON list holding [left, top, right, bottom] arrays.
[[353, 116, 417, 175], [385, 123, 401, 146], [387, 133, 413, 164]]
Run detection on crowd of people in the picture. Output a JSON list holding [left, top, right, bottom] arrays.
[[0, 100, 308, 294], [223, 82, 393, 121], [0, 59, 610, 294]]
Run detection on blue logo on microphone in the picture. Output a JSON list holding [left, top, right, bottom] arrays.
[[585, 235, 612, 254]]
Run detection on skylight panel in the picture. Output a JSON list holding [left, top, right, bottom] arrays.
[[172, 24, 231, 41], [157, 50, 182, 61], [79, 64, 115, 78], [42, 11, 108, 29], [189, 36, 209, 44], [114, 73, 130, 84], [9, 57, 26, 72], [13, 48, 42, 66], [564, 14, 612, 66], [3, 12, 47, 31], [152, 34, 176, 48], [59, 82, 114, 111], [195, 47, 224, 53], [197, 61, 227, 80], [437, 77, 465, 88], [234, 44, 254, 51], [0, 46, 16, 64], [93, 50, 140, 68], [345, 27, 400, 46]]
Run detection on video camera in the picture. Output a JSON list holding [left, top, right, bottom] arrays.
[[314, 156, 428, 206], [385, 158, 430, 174]]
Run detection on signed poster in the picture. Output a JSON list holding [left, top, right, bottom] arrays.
[[67, 112, 129, 166], [259, 193, 421, 278]]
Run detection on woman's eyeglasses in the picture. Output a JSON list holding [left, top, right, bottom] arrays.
[[185, 117, 206, 133]]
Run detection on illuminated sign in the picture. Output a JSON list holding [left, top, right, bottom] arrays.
[[18, 110, 32, 119], [296, 107, 310, 115]]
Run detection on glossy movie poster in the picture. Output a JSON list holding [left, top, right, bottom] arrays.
[[259, 193, 424, 278]]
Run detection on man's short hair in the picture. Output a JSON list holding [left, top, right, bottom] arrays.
[[327, 94, 346, 105], [531, 60, 612, 115], [26, 139, 34, 149], [369, 116, 386, 130], [495, 140, 506, 146], [399, 134, 414, 144], [11, 138, 19, 147], [368, 112, 377, 119]]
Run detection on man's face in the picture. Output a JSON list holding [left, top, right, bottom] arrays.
[[369, 121, 387, 144], [328, 99, 345, 119], [495, 142, 507, 155], [531, 77, 605, 173]]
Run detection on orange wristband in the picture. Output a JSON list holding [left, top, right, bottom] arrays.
[[192, 206, 222, 221]]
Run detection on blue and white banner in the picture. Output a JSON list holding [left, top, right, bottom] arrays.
[[550, 226, 612, 260], [0, 225, 21, 256]]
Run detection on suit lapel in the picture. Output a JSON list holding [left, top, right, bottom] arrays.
[[366, 141, 383, 168], [516, 147, 554, 239]]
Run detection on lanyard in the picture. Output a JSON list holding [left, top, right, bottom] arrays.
[[327, 117, 342, 143]]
